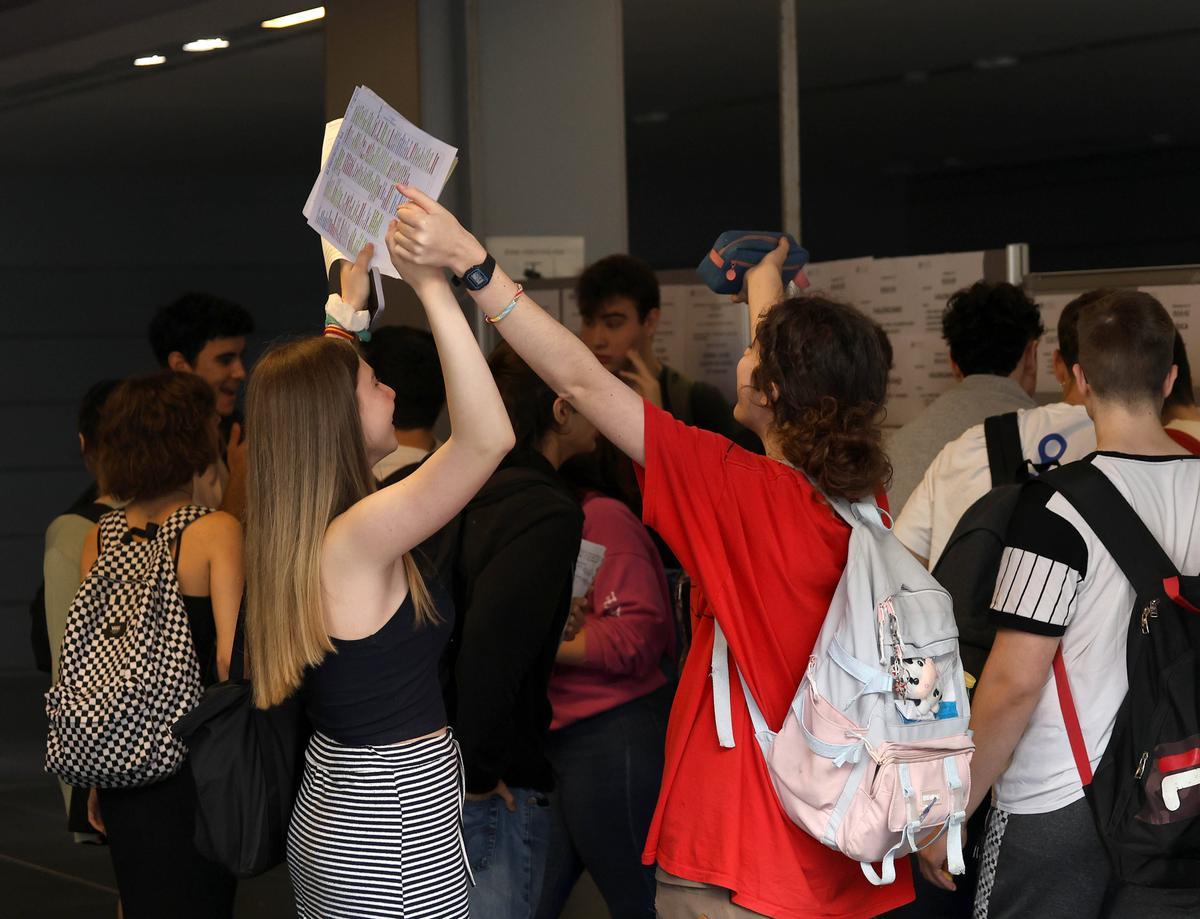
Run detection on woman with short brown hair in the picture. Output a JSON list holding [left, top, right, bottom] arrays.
[[81, 370, 244, 918]]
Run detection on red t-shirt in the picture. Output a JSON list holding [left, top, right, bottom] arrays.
[[636, 404, 913, 918]]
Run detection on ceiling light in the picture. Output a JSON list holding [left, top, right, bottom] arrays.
[[183, 38, 230, 53], [134, 55, 166, 67], [261, 7, 325, 29]]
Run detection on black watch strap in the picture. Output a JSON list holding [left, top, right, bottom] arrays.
[[452, 253, 496, 290]]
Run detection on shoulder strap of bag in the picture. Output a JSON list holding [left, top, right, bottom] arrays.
[[1040, 461, 1181, 787], [1166, 427, 1200, 456], [97, 508, 128, 556], [1041, 461, 1179, 596], [155, 505, 212, 546], [710, 494, 889, 750], [984, 412, 1025, 488], [711, 619, 770, 749]]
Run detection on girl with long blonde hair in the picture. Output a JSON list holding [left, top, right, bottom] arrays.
[[244, 236, 514, 918]]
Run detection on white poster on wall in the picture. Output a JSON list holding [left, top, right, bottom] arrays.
[[803, 250, 987, 426], [1033, 292, 1078, 399], [1141, 285, 1200, 369], [682, 286, 749, 405], [653, 285, 690, 373], [803, 257, 876, 306], [487, 235, 586, 281]]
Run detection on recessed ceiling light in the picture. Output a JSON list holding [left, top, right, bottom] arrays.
[[182, 38, 230, 53], [134, 55, 166, 67], [261, 7, 325, 29]]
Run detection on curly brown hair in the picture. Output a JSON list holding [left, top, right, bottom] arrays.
[[96, 372, 218, 502], [751, 296, 891, 501]]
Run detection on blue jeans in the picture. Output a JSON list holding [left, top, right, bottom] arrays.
[[464, 787, 552, 919], [535, 684, 671, 919]]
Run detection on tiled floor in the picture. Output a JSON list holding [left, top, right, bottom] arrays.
[[0, 668, 294, 918], [1, 669, 609, 918]]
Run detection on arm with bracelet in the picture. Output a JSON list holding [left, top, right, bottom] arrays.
[[387, 184, 646, 466]]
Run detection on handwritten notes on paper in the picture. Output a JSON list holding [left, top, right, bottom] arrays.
[[304, 86, 457, 279]]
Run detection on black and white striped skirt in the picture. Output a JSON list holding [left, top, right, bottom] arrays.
[[287, 729, 472, 918]]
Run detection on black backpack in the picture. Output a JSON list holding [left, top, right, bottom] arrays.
[[932, 413, 1054, 679], [1040, 461, 1200, 887]]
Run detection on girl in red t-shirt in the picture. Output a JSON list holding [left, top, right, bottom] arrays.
[[388, 187, 911, 919]]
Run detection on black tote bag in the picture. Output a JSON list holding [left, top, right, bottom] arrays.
[[172, 614, 310, 879]]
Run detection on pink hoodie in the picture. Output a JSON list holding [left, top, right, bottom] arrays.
[[548, 493, 676, 730]]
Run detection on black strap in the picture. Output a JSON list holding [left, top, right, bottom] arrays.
[[1039, 461, 1179, 597], [984, 412, 1026, 487]]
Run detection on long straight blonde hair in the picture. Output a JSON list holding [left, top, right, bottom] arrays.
[[244, 336, 436, 709]]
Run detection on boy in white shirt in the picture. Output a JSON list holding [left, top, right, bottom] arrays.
[[919, 290, 1200, 917], [895, 290, 1110, 568]]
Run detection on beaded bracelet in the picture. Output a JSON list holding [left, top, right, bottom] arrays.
[[484, 285, 525, 325]]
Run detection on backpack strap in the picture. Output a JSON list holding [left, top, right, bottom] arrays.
[[711, 620, 770, 750], [98, 508, 129, 554], [1039, 461, 1182, 786], [1040, 461, 1179, 597], [154, 505, 213, 545], [1053, 647, 1093, 785], [1166, 427, 1200, 456], [984, 412, 1026, 487]]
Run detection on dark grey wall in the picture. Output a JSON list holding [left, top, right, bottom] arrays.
[[0, 168, 326, 668]]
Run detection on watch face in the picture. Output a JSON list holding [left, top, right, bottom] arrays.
[[466, 267, 489, 288]]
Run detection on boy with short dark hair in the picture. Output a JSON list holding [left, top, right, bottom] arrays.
[[919, 291, 1200, 917], [362, 325, 447, 483], [888, 282, 1044, 509], [149, 293, 254, 419], [148, 292, 255, 512], [896, 291, 1102, 569], [576, 254, 745, 441]]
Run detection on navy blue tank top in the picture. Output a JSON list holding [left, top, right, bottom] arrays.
[[304, 580, 454, 746]]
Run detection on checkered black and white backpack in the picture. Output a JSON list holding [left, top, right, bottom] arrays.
[[46, 505, 209, 788]]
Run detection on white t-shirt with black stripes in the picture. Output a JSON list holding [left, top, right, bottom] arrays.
[[989, 451, 1200, 815]]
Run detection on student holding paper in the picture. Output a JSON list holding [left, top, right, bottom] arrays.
[[387, 189, 911, 918], [243, 239, 514, 919], [537, 462, 675, 919]]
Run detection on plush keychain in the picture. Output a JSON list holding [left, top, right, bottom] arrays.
[[897, 657, 942, 720]]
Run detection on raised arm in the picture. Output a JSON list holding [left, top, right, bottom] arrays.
[[324, 231, 515, 568], [389, 187, 647, 466], [736, 236, 790, 337]]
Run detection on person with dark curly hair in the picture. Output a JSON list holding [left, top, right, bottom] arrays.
[[896, 290, 1100, 570], [388, 191, 911, 919], [887, 281, 1044, 510]]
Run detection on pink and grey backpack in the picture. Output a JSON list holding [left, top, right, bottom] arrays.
[[712, 495, 974, 885]]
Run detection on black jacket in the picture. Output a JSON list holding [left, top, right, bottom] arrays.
[[424, 451, 583, 794]]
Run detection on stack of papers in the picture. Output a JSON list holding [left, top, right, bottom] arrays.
[[303, 85, 458, 279]]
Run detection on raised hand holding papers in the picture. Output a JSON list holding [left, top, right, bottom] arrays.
[[303, 85, 458, 279]]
